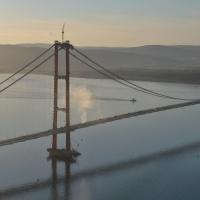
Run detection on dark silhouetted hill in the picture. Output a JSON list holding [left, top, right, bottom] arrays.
[[0, 44, 200, 84]]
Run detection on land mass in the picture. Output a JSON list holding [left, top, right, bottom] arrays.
[[0, 44, 200, 84]]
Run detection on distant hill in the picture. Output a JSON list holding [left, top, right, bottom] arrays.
[[0, 44, 200, 84]]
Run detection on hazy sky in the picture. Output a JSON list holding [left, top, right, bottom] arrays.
[[0, 0, 200, 46]]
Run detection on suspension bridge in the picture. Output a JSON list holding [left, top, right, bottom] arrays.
[[0, 40, 200, 161]]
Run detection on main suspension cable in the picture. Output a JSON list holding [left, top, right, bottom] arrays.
[[0, 44, 55, 86], [72, 47, 198, 101], [0, 51, 57, 94], [70, 52, 177, 98]]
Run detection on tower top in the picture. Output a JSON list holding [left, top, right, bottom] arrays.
[[62, 24, 65, 43]]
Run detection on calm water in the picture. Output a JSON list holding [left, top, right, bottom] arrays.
[[0, 74, 200, 199]]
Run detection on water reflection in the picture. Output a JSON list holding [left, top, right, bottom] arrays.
[[0, 158, 72, 199], [50, 159, 71, 200], [1, 139, 200, 199], [51, 159, 58, 200]]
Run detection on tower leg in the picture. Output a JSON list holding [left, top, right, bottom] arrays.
[[52, 41, 59, 149], [65, 42, 70, 152]]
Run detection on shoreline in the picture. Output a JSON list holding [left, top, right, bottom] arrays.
[[1, 71, 200, 86]]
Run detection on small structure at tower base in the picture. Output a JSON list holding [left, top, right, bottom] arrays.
[[47, 148, 81, 162]]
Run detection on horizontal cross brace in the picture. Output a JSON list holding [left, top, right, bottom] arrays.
[[58, 75, 67, 79], [57, 108, 66, 112]]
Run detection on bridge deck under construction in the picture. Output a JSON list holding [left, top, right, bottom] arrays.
[[0, 99, 200, 147]]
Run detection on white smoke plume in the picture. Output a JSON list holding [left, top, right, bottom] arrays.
[[70, 85, 94, 123]]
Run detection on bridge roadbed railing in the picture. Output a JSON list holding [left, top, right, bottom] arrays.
[[0, 100, 200, 147]]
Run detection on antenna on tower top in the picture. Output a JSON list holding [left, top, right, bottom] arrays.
[[62, 23, 65, 42]]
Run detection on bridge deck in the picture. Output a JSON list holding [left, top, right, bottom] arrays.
[[0, 100, 200, 147]]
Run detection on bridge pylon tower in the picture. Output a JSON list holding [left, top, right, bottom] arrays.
[[47, 40, 80, 162]]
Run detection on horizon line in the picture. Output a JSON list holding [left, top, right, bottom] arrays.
[[1, 43, 200, 48]]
